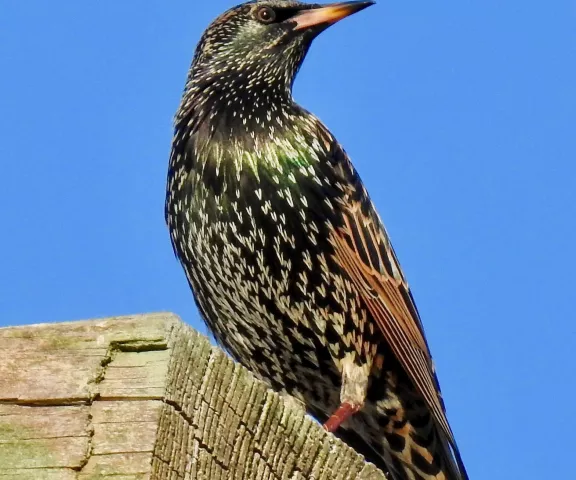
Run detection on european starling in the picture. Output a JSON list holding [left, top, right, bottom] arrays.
[[166, 1, 468, 478]]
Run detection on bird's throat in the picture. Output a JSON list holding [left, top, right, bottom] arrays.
[[173, 65, 335, 207]]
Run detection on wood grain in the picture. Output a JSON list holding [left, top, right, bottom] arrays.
[[0, 313, 386, 479]]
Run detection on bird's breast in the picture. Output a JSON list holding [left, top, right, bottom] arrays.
[[168, 158, 372, 405]]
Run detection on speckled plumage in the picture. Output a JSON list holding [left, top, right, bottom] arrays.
[[165, 2, 468, 479]]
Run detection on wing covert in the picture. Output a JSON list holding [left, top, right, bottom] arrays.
[[324, 147, 457, 446]]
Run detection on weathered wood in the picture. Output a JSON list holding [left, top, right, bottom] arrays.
[[0, 313, 385, 479]]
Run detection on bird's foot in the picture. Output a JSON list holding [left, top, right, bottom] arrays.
[[323, 402, 361, 433]]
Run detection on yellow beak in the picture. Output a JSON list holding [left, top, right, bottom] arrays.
[[293, 1, 375, 31]]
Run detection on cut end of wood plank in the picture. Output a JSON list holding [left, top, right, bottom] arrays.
[[0, 313, 387, 479]]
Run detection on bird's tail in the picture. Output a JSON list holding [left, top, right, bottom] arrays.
[[340, 397, 468, 480]]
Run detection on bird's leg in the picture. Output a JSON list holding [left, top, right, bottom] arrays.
[[324, 402, 362, 432], [323, 356, 369, 432]]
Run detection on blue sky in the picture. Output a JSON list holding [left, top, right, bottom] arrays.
[[1, 1, 575, 477]]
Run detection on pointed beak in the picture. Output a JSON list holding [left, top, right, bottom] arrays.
[[293, 1, 375, 31]]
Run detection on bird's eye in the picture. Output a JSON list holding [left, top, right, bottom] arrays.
[[255, 6, 276, 24]]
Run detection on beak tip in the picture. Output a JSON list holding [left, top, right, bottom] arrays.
[[339, 1, 376, 16]]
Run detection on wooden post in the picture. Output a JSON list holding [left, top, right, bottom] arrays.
[[0, 313, 385, 479]]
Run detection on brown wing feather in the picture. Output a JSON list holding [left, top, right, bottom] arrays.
[[329, 195, 456, 446]]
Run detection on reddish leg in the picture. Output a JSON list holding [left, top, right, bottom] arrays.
[[323, 402, 362, 433]]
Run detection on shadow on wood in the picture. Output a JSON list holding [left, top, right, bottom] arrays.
[[0, 313, 386, 479]]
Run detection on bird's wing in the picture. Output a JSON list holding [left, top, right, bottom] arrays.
[[324, 148, 456, 446]]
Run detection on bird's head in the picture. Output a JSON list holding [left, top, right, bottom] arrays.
[[171, 1, 374, 200], [186, 1, 374, 106]]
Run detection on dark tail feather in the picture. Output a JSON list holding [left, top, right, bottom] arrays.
[[335, 427, 394, 478], [334, 400, 468, 480]]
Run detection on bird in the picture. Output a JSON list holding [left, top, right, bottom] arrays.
[[165, 1, 468, 479]]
